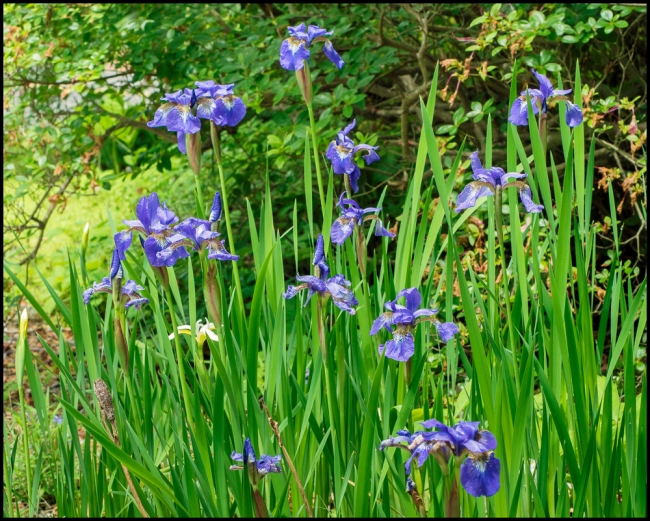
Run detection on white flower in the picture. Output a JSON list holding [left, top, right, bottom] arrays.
[[169, 318, 218, 345]]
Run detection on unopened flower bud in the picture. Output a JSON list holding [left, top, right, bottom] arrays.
[[19, 308, 28, 340], [295, 62, 313, 106], [82, 222, 90, 253], [185, 131, 202, 176], [93, 378, 115, 423]]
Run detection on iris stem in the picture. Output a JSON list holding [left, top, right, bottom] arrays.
[[344, 172, 353, 198], [210, 122, 245, 312], [163, 280, 194, 427], [494, 188, 518, 366], [307, 104, 326, 214], [252, 487, 270, 518], [443, 471, 461, 518], [539, 112, 548, 157], [193, 173, 206, 220]]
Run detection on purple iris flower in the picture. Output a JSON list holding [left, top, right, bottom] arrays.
[[147, 88, 201, 154], [230, 438, 281, 485], [371, 288, 459, 362], [331, 192, 395, 245], [157, 216, 238, 263], [279, 23, 344, 71], [418, 419, 500, 498], [194, 81, 246, 127], [113, 192, 190, 268], [455, 150, 544, 214], [326, 120, 379, 193], [283, 234, 358, 314], [509, 68, 583, 128], [83, 250, 149, 309], [379, 419, 500, 498]]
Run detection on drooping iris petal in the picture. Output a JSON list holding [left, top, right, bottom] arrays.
[[282, 285, 303, 300], [354, 144, 380, 165], [435, 321, 459, 342], [326, 142, 352, 175], [230, 451, 244, 462], [323, 41, 344, 69], [213, 96, 247, 126], [379, 332, 415, 362], [460, 453, 501, 497], [564, 101, 583, 128], [413, 308, 437, 318], [207, 241, 239, 262], [475, 430, 497, 451], [370, 312, 393, 336], [374, 220, 395, 238], [196, 96, 216, 121], [83, 288, 95, 305], [176, 131, 187, 154], [508, 97, 530, 126], [405, 444, 431, 474], [125, 297, 149, 310], [330, 218, 355, 245], [166, 105, 201, 134], [279, 38, 310, 70], [347, 164, 361, 193], [147, 102, 175, 128], [455, 183, 494, 213], [518, 186, 544, 213]]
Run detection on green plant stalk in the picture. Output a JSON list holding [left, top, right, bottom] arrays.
[[307, 104, 326, 213], [3, 429, 15, 518], [444, 467, 460, 518], [193, 173, 206, 220], [539, 112, 548, 157], [111, 277, 129, 371], [355, 225, 367, 279], [17, 370, 33, 510], [163, 281, 194, 427], [344, 172, 353, 199], [210, 122, 245, 311], [494, 187, 518, 371]]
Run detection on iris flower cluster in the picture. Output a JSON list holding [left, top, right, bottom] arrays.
[[455, 150, 544, 214], [229, 438, 282, 485], [379, 418, 500, 498], [113, 192, 237, 268], [326, 119, 380, 193], [371, 288, 459, 362], [283, 234, 358, 315], [509, 68, 583, 128], [279, 23, 344, 71], [147, 81, 246, 154], [331, 191, 395, 245], [83, 250, 149, 310]]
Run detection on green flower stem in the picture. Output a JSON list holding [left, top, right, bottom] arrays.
[[344, 173, 353, 198], [210, 122, 245, 312], [193, 173, 206, 220], [163, 280, 194, 427], [494, 188, 519, 371], [17, 364, 32, 510], [443, 469, 461, 518], [307, 103, 326, 214], [539, 112, 548, 157]]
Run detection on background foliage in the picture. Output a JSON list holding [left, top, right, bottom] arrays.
[[3, 3, 647, 518]]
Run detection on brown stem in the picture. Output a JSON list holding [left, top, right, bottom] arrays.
[[252, 488, 269, 518], [259, 397, 313, 517]]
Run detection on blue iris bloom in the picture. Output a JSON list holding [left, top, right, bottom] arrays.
[[283, 234, 358, 314], [114, 192, 190, 268], [194, 81, 246, 127], [147, 88, 201, 154], [455, 150, 544, 214], [230, 438, 282, 485], [331, 192, 395, 245], [279, 23, 344, 71], [371, 288, 459, 362], [83, 250, 149, 309], [509, 68, 583, 128], [157, 216, 238, 263], [379, 419, 500, 498], [326, 119, 380, 193]]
